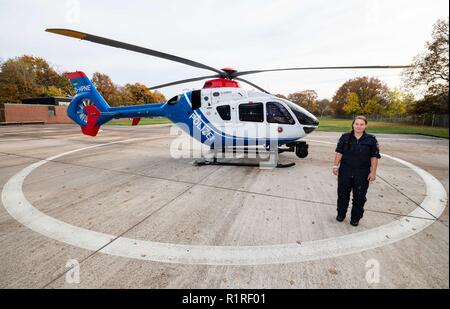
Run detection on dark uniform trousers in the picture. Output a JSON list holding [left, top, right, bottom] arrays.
[[335, 131, 380, 221], [337, 169, 370, 221]]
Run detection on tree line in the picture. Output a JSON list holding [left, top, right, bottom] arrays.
[[276, 77, 415, 117], [0, 56, 166, 105], [277, 18, 448, 119]]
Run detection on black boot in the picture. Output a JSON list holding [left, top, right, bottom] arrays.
[[350, 219, 359, 226], [336, 215, 345, 222]]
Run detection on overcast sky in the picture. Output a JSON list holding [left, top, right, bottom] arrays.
[[0, 0, 448, 100]]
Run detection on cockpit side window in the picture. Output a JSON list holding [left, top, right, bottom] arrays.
[[266, 101, 295, 125]]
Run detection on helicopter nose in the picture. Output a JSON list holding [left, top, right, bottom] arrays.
[[302, 116, 319, 134], [303, 126, 317, 134], [300, 114, 319, 127]]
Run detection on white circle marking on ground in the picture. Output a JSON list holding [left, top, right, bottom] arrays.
[[1, 139, 447, 265]]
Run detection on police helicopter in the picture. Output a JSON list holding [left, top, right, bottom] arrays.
[[46, 29, 410, 167]]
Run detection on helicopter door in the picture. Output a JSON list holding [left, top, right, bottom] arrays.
[[237, 102, 265, 143], [266, 101, 296, 138]]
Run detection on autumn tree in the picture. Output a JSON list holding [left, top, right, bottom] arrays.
[[91, 72, 122, 106], [287, 90, 319, 114], [403, 92, 416, 115], [403, 18, 449, 115], [275, 93, 288, 100], [363, 97, 384, 116], [331, 77, 389, 115], [384, 89, 408, 116], [0, 55, 72, 103], [0, 55, 167, 106], [121, 83, 166, 105], [343, 92, 362, 115], [317, 99, 331, 117], [412, 91, 448, 115], [91, 73, 166, 106], [0, 80, 19, 103], [150, 90, 166, 103]]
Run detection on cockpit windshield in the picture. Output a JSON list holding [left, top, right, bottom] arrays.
[[284, 101, 319, 126]]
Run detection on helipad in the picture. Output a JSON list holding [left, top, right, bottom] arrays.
[[0, 124, 448, 288]]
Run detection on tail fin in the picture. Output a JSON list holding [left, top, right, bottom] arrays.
[[66, 71, 112, 136]]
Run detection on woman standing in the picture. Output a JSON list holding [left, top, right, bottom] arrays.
[[332, 116, 381, 226]]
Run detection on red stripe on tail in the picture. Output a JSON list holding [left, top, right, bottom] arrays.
[[66, 71, 87, 80]]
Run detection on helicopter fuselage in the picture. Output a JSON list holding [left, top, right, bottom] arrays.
[[47, 28, 409, 163], [66, 72, 319, 149], [162, 87, 319, 148]]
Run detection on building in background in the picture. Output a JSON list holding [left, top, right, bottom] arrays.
[[21, 96, 72, 106], [0, 97, 73, 125]]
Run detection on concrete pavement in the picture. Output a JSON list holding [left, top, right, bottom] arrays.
[[0, 124, 448, 288]]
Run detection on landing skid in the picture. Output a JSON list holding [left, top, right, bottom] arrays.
[[193, 158, 295, 168], [193, 146, 296, 168]]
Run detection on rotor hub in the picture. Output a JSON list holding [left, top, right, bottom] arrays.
[[221, 67, 238, 79]]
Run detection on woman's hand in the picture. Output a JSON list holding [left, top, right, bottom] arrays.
[[332, 166, 339, 176], [368, 172, 377, 182]]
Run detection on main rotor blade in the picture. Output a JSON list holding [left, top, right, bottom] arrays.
[[149, 74, 221, 90], [233, 65, 412, 77], [46, 28, 223, 74], [235, 77, 270, 94]]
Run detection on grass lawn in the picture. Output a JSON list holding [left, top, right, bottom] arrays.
[[106, 118, 171, 126], [317, 118, 449, 138]]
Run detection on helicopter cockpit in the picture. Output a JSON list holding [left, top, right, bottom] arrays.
[[283, 100, 319, 133]]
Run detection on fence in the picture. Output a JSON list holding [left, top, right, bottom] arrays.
[[332, 114, 449, 128]]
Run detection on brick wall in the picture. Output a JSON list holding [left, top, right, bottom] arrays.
[[0, 103, 73, 124]]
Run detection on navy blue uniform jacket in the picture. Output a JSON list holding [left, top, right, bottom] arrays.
[[335, 131, 381, 174]]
